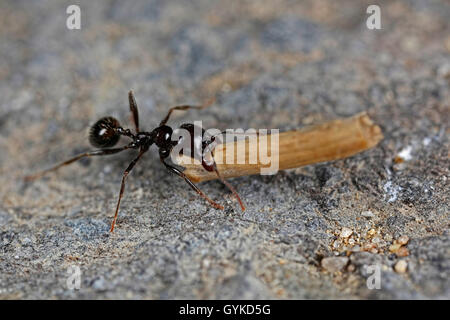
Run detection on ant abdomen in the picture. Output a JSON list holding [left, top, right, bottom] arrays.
[[89, 117, 121, 148]]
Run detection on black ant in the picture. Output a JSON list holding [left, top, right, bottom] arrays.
[[25, 91, 245, 232]]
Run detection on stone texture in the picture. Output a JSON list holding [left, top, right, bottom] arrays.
[[321, 257, 349, 273], [0, 0, 448, 299]]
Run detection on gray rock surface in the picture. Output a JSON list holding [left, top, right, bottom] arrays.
[[0, 0, 448, 299]]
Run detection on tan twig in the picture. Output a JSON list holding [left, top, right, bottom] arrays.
[[175, 112, 383, 182]]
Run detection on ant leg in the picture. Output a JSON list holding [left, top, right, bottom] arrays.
[[110, 149, 146, 232], [160, 157, 224, 210], [24, 145, 133, 182], [159, 97, 215, 126], [128, 90, 139, 133], [201, 139, 245, 211], [212, 162, 246, 211]]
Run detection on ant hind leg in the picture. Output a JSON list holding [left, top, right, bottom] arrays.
[[24, 145, 133, 182], [110, 149, 146, 232]]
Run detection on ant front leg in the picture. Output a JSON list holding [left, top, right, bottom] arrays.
[[201, 142, 245, 211], [212, 164, 245, 211], [128, 90, 140, 133], [159, 97, 215, 126], [208, 160, 246, 212], [160, 155, 224, 210]]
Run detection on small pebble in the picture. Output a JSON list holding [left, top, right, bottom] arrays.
[[340, 227, 353, 238], [333, 240, 340, 249], [371, 236, 381, 244], [21, 237, 32, 246], [361, 210, 375, 218], [135, 188, 144, 199], [393, 162, 407, 171], [396, 247, 409, 257], [92, 278, 107, 290], [347, 264, 356, 272], [397, 235, 409, 245], [321, 257, 349, 273], [278, 259, 287, 265], [389, 243, 402, 253], [394, 260, 408, 273], [363, 243, 376, 251]]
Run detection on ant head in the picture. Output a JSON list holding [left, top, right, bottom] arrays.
[[89, 117, 121, 148]]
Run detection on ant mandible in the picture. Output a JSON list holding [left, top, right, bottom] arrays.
[[25, 91, 245, 232]]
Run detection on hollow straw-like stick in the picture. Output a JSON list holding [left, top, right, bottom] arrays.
[[175, 112, 383, 183]]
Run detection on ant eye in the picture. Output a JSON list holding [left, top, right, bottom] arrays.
[[89, 117, 121, 148]]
